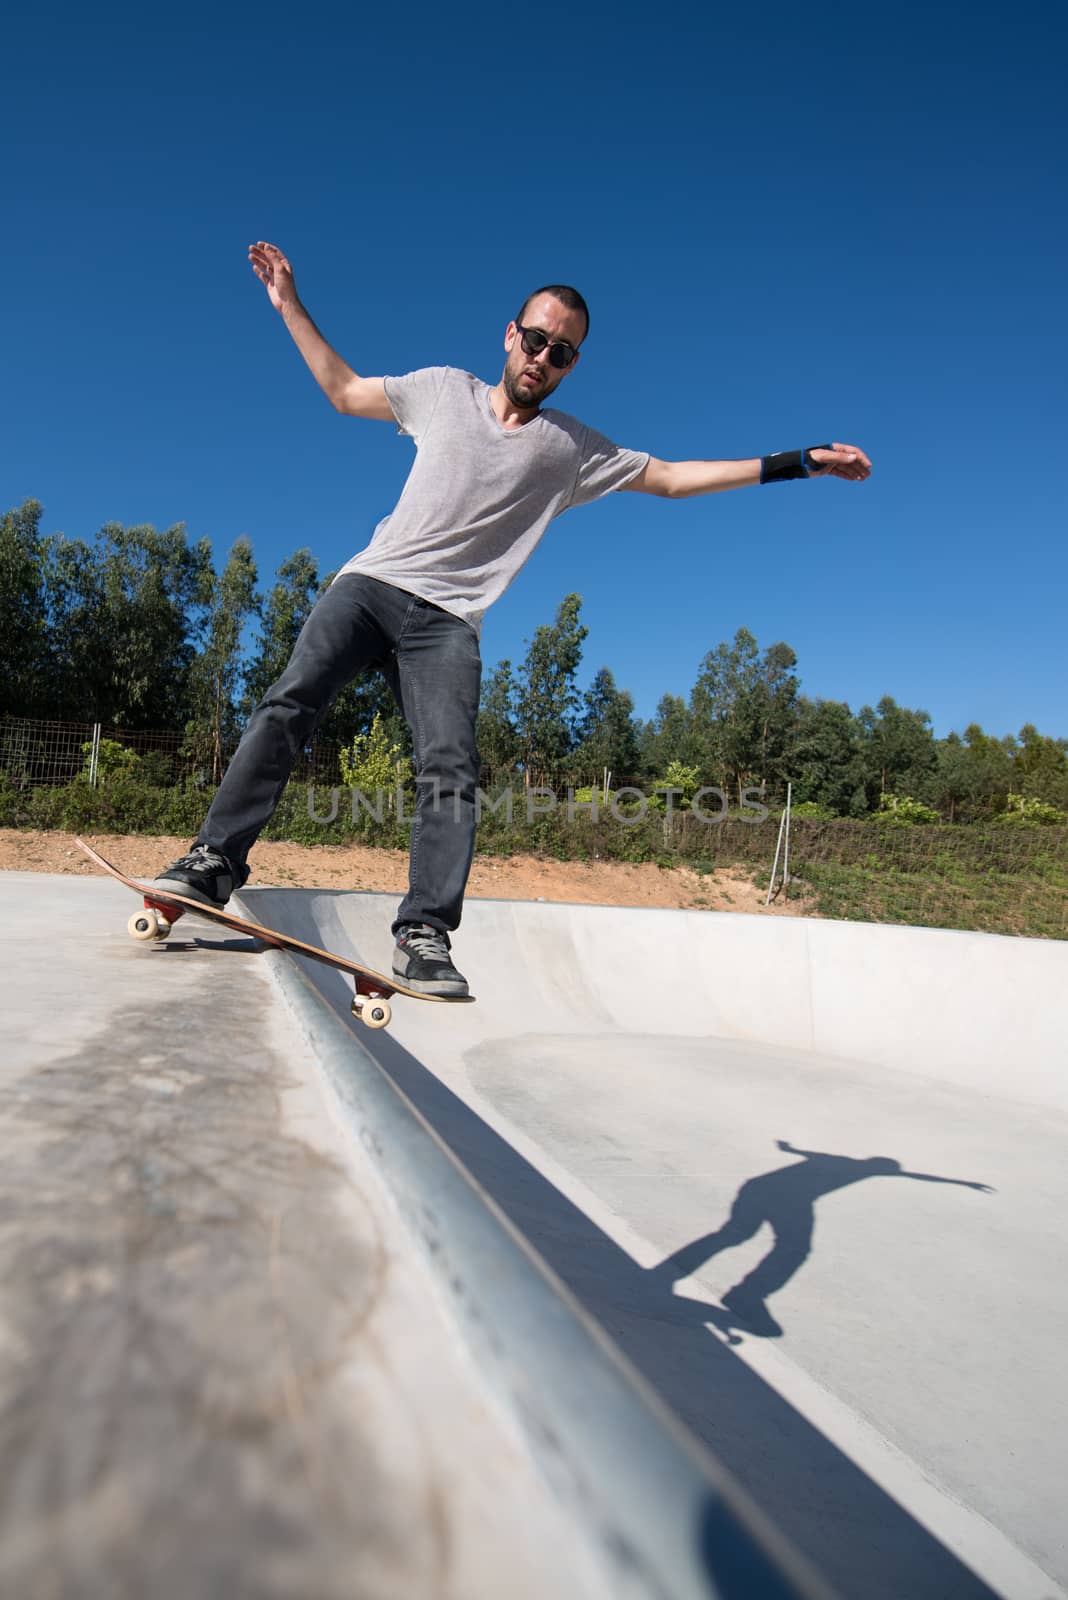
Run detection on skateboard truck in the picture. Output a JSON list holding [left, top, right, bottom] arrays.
[[128, 897, 185, 942], [350, 982, 393, 1030]]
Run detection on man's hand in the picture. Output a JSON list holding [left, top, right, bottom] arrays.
[[805, 443, 872, 482], [247, 239, 394, 420], [249, 241, 300, 315]]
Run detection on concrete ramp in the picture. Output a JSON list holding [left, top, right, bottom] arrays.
[[243, 888, 1068, 1600]]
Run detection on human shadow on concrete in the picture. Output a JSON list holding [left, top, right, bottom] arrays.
[[647, 1140, 994, 1340], [319, 1014, 999, 1598]]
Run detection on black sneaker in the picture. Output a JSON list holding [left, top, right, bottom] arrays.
[[154, 845, 247, 909], [392, 923, 468, 997]]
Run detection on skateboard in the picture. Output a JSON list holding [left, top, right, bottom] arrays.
[[75, 838, 474, 1029]]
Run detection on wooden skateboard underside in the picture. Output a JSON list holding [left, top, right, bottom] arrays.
[[75, 838, 474, 1028]]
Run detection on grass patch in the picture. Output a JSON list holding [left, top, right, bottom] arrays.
[[801, 857, 1068, 939]]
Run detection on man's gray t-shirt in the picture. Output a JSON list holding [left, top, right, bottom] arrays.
[[336, 367, 648, 633]]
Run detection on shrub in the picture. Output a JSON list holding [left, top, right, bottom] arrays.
[[876, 792, 942, 826], [81, 738, 141, 782], [0, 774, 17, 826], [655, 761, 702, 803], [996, 793, 1067, 827], [139, 750, 178, 786], [339, 714, 412, 802]]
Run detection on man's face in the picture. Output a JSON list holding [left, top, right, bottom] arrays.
[[501, 293, 584, 409]]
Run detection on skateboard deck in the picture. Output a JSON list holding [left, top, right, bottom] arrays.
[[75, 838, 474, 1029]]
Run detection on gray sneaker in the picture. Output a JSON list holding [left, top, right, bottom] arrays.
[[392, 923, 469, 997], [154, 845, 246, 909]]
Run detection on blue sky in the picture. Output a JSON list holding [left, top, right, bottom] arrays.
[[4, 0, 1065, 740]]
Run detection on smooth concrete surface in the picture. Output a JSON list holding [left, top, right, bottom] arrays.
[[0, 874, 650, 1600], [241, 887, 1068, 1600]]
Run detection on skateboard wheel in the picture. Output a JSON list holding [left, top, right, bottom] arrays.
[[351, 995, 392, 1029], [128, 909, 161, 941]]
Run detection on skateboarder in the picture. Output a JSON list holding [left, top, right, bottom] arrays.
[[155, 241, 872, 996]]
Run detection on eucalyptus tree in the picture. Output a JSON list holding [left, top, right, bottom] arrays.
[[858, 697, 938, 807], [242, 547, 320, 714], [789, 697, 869, 816], [188, 536, 260, 782], [691, 627, 799, 804], [573, 666, 640, 782], [477, 658, 522, 776], [44, 519, 212, 726], [0, 499, 48, 717], [514, 592, 588, 784]]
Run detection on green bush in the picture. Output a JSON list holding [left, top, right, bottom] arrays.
[[139, 750, 178, 787], [0, 771, 212, 836], [80, 738, 141, 781], [263, 783, 413, 849], [876, 792, 942, 826], [996, 793, 1066, 826], [339, 714, 412, 800], [791, 800, 837, 820], [655, 761, 702, 803], [0, 774, 18, 826], [160, 778, 215, 836]]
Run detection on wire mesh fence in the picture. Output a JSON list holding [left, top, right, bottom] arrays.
[[0, 715, 346, 789], [0, 721, 683, 796]]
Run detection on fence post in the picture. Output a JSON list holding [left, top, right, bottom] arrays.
[[766, 805, 786, 906], [87, 723, 101, 788], [783, 781, 793, 899], [765, 783, 793, 906]]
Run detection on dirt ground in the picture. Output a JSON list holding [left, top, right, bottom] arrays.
[[0, 829, 810, 917]]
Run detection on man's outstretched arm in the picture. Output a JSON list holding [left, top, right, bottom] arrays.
[[248, 241, 395, 420], [901, 1171, 995, 1192], [624, 444, 872, 498]]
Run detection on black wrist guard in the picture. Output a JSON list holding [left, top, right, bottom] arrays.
[[760, 444, 832, 483]]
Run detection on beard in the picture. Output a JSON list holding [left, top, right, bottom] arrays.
[[502, 357, 553, 410]]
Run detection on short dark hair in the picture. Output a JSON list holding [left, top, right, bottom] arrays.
[[516, 284, 590, 343]]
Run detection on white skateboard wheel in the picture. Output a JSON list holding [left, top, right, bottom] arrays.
[[128, 909, 160, 941]]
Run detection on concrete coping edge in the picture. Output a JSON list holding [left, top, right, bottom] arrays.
[[249, 916, 833, 1600]]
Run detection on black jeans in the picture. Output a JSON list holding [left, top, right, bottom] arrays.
[[197, 574, 482, 935]]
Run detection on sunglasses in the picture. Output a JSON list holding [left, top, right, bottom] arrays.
[[515, 322, 578, 370]]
